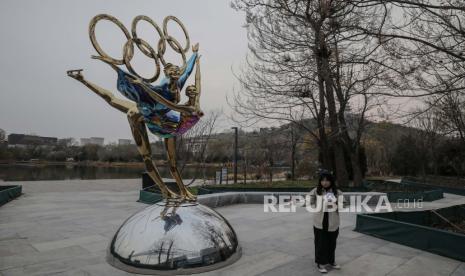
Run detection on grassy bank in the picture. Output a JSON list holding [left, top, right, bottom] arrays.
[[204, 179, 316, 189]]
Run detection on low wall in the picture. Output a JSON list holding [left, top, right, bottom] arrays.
[[401, 178, 465, 196], [198, 191, 386, 208], [364, 180, 443, 202], [139, 190, 387, 207], [355, 204, 465, 262], [197, 187, 312, 195], [0, 185, 22, 206]]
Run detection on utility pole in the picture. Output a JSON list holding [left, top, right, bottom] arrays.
[[243, 150, 247, 185], [231, 127, 238, 184]]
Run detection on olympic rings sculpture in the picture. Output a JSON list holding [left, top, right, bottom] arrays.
[[89, 14, 190, 83]]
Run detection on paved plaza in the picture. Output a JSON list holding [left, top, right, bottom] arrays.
[[0, 179, 464, 276]]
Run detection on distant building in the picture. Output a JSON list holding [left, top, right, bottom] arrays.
[[80, 137, 104, 146], [184, 136, 217, 154], [8, 134, 57, 146], [0, 128, 6, 141], [118, 139, 132, 145], [190, 137, 209, 154], [57, 138, 76, 147], [80, 138, 90, 146]]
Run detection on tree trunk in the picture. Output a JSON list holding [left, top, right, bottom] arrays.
[[350, 150, 363, 187], [318, 136, 332, 170], [317, 41, 349, 186], [315, 42, 333, 172], [290, 126, 297, 181], [291, 144, 296, 181], [338, 117, 364, 187]]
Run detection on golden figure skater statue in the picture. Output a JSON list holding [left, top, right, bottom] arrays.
[[67, 14, 203, 202], [67, 14, 241, 275]]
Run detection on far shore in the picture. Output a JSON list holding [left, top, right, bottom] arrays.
[[0, 160, 224, 168]]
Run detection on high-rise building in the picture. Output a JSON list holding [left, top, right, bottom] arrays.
[[80, 138, 90, 146], [118, 139, 132, 145], [80, 137, 104, 146], [8, 134, 57, 146]]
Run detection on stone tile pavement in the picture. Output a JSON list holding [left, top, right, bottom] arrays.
[[0, 179, 464, 275]]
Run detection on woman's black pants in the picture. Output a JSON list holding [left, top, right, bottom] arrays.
[[313, 226, 339, 265]]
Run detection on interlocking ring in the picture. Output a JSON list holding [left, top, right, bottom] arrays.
[[89, 14, 131, 65], [123, 38, 161, 83], [131, 15, 166, 58], [89, 14, 192, 83], [163, 16, 190, 54]]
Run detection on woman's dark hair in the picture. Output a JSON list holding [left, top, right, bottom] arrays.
[[316, 170, 338, 196]]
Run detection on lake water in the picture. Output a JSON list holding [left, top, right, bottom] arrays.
[[0, 164, 218, 181]]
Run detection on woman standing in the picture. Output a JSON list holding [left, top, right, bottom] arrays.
[[309, 170, 343, 273]]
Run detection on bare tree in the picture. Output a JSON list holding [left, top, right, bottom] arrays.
[[346, 0, 465, 105], [410, 106, 443, 175], [175, 110, 222, 184], [427, 92, 465, 143], [231, 0, 390, 185]]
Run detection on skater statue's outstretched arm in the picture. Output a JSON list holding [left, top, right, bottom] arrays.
[[194, 56, 201, 110], [177, 43, 199, 89]]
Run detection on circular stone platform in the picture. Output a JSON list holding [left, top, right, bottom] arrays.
[[107, 201, 241, 275]]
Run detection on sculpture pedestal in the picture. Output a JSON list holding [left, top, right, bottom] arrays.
[[107, 201, 241, 275]]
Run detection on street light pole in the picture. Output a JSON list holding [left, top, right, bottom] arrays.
[[231, 127, 238, 184]]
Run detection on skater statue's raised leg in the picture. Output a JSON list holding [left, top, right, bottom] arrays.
[[67, 70, 134, 113], [67, 71, 178, 199]]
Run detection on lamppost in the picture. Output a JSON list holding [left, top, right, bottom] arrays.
[[231, 127, 238, 184]]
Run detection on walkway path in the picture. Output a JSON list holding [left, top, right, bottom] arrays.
[[0, 179, 464, 275]]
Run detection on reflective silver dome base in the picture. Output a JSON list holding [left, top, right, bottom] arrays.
[[107, 201, 241, 275]]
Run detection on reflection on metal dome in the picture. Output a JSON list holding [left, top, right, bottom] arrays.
[[107, 201, 241, 275]]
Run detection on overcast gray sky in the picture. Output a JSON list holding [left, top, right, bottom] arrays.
[[0, 0, 248, 142]]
